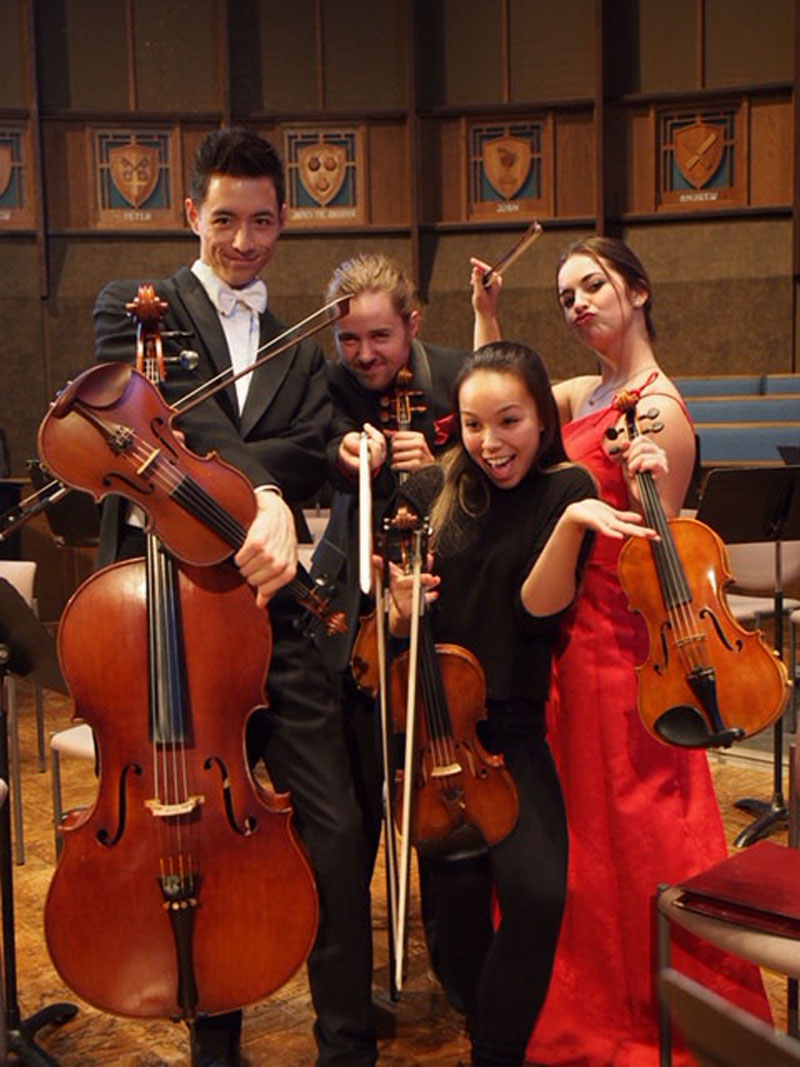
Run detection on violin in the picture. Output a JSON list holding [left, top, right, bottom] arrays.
[[382, 505, 518, 851], [614, 392, 790, 748], [37, 354, 345, 638], [44, 285, 319, 1020]]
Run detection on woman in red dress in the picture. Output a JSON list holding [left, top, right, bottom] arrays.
[[473, 237, 771, 1066]]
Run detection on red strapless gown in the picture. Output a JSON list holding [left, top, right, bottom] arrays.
[[526, 399, 771, 1066]]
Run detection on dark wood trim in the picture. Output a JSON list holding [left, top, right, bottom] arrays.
[[595, 0, 607, 235], [24, 0, 48, 299], [408, 0, 422, 297], [696, 0, 705, 88], [218, 0, 231, 126], [619, 82, 793, 105], [501, 0, 510, 104], [125, 0, 137, 111], [315, 0, 325, 110], [418, 99, 595, 118]]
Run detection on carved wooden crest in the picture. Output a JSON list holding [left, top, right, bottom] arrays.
[[483, 136, 532, 200], [108, 142, 160, 208], [297, 142, 347, 207], [0, 145, 12, 200], [674, 121, 724, 189], [284, 126, 365, 227]]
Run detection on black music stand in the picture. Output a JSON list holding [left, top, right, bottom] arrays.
[[696, 465, 800, 848], [0, 578, 77, 1064]]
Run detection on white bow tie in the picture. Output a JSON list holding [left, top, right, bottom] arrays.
[[215, 279, 267, 317]]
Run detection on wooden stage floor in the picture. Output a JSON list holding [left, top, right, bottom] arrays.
[[2, 681, 791, 1065]]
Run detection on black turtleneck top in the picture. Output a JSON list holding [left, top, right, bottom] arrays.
[[426, 463, 596, 708]]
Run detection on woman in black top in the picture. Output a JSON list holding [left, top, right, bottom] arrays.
[[389, 342, 656, 1067]]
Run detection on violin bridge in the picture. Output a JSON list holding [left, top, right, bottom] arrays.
[[145, 795, 205, 817], [136, 448, 161, 476], [430, 762, 462, 778]]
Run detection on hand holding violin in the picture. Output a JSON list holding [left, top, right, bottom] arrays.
[[385, 428, 435, 475], [387, 557, 440, 636]]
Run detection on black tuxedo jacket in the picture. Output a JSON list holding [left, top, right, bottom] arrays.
[[311, 339, 466, 671], [93, 266, 331, 566]]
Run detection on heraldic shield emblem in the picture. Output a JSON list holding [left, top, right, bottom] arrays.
[[484, 136, 532, 201], [0, 145, 12, 200], [674, 122, 723, 189], [108, 142, 160, 209], [297, 142, 347, 207]]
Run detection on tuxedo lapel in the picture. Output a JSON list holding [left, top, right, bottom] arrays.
[[238, 313, 296, 438], [169, 267, 241, 421]]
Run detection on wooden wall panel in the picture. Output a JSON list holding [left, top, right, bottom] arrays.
[[509, 0, 595, 101], [231, 0, 317, 114], [417, 117, 464, 224], [323, 0, 408, 111], [367, 122, 409, 225], [705, 0, 794, 87], [0, 0, 28, 108], [625, 219, 793, 374], [3, 240, 46, 473], [554, 112, 593, 218], [134, 0, 220, 112], [623, 105, 655, 215], [42, 123, 93, 230], [637, 0, 696, 93], [37, 0, 129, 113], [417, 0, 503, 109], [749, 95, 793, 206]]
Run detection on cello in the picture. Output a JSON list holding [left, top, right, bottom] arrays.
[[615, 390, 790, 749], [44, 287, 319, 1020]]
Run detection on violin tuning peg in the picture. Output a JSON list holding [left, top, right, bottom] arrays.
[[607, 444, 623, 456], [650, 421, 665, 434], [605, 427, 620, 441], [644, 407, 659, 419]]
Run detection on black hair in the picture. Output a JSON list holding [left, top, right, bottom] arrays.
[[188, 127, 286, 206]]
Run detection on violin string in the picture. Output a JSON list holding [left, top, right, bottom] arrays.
[[639, 471, 704, 676], [625, 402, 705, 677]]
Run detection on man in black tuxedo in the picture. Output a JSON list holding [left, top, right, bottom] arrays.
[[93, 129, 376, 1067]]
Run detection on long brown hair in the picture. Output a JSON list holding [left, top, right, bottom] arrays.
[[558, 236, 656, 341]]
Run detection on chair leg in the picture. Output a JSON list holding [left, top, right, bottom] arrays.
[[656, 886, 672, 1067], [4, 676, 24, 865], [51, 746, 63, 859], [35, 682, 45, 773]]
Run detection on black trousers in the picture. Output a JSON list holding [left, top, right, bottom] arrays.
[[115, 531, 376, 1066], [244, 598, 376, 1065], [419, 710, 568, 1067]]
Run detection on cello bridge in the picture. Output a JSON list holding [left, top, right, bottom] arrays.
[[145, 795, 205, 817]]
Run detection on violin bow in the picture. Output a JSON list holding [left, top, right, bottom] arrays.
[[482, 218, 543, 290], [394, 528, 425, 993], [174, 296, 350, 417], [358, 431, 373, 596], [373, 561, 400, 998]]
